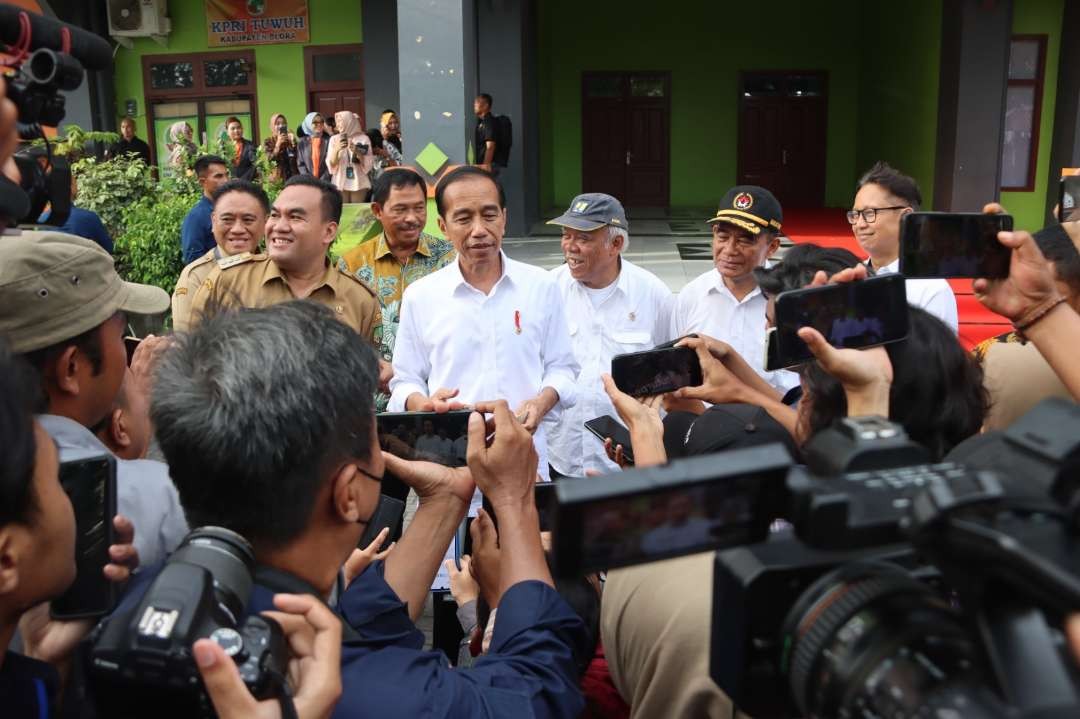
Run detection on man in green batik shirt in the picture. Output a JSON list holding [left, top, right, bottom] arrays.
[[338, 168, 456, 409]]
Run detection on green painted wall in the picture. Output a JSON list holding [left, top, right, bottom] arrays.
[[112, 0, 361, 150], [855, 0, 943, 208], [1000, 0, 1065, 231], [537, 0, 863, 210]]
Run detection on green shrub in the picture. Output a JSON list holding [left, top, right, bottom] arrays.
[[114, 190, 199, 295], [72, 155, 156, 238]]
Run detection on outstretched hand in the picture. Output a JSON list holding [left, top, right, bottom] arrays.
[[972, 230, 1061, 323]]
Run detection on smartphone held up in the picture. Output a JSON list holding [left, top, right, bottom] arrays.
[[899, 211, 1013, 279]]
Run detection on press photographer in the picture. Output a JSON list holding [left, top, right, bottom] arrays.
[[87, 300, 588, 719]]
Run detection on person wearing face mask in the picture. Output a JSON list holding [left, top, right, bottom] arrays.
[[546, 193, 674, 477], [172, 180, 268, 333], [338, 169, 455, 409], [225, 116, 257, 182]]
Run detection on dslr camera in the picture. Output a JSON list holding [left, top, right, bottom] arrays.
[[552, 399, 1080, 719], [87, 527, 289, 718]]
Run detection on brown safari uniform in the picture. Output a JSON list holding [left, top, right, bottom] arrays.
[[172, 249, 255, 333], [188, 253, 381, 341]]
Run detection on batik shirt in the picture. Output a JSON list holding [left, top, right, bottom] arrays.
[[338, 232, 456, 408]]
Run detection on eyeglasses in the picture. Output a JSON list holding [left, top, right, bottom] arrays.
[[846, 206, 907, 224], [312, 119, 324, 125]]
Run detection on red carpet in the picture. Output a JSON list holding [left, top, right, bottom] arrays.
[[783, 209, 1010, 350]]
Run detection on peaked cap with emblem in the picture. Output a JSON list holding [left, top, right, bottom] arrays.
[[547, 192, 629, 233], [707, 185, 783, 236]]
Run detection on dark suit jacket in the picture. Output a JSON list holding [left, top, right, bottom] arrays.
[[230, 138, 257, 181], [298, 133, 331, 180]]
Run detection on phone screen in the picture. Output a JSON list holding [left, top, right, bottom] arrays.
[[123, 336, 141, 366], [551, 445, 791, 575], [584, 415, 634, 465], [899, 212, 1014, 279], [611, 346, 703, 397], [51, 451, 117, 619], [1061, 175, 1080, 223], [764, 328, 781, 372], [774, 275, 909, 369]]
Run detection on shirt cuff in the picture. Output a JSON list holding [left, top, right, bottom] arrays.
[[487, 580, 578, 652], [388, 381, 427, 412], [540, 372, 577, 411], [337, 560, 424, 650]]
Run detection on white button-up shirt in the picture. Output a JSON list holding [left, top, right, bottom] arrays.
[[389, 252, 580, 478], [873, 259, 959, 332], [672, 268, 800, 392], [547, 258, 675, 476]]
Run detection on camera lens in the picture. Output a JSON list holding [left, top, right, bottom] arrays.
[[780, 561, 984, 718], [170, 526, 255, 623]]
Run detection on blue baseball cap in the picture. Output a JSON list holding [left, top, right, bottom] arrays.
[[547, 193, 629, 233]]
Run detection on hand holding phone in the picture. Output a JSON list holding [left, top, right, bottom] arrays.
[[611, 346, 703, 396], [584, 415, 635, 465]]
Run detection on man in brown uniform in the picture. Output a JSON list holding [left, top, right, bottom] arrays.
[[190, 175, 380, 342], [172, 179, 268, 332]]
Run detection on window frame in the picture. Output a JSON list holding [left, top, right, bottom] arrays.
[[1001, 34, 1047, 192], [141, 50, 259, 166]]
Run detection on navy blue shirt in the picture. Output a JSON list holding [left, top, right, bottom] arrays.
[[58, 207, 113, 254], [180, 195, 215, 264], [0, 651, 59, 718], [109, 560, 586, 719]]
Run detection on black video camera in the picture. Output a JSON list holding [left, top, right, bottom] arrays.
[[86, 527, 289, 718], [710, 404, 1080, 718], [1, 4, 114, 225]]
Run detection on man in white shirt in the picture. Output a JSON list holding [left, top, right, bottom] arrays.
[[672, 186, 799, 393], [389, 166, 579, 478], [849, 161, 958, 331], [546, 193, 674, 476]]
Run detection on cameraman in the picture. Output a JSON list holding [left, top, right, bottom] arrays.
[[124, 300, 587, 718]]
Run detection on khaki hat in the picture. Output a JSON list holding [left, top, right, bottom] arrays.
[[0, 231, 170, 354]]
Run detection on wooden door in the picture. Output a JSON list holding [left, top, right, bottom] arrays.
[[738, 72, 828, 208], [582, 72, 670, 208], [311, 91, 365, 127], [305, 45, 365, 129]]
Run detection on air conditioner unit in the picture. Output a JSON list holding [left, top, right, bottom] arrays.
[[107, 0, 171, 38]]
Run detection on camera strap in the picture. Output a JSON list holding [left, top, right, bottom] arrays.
[[254, 564, 362, 642]]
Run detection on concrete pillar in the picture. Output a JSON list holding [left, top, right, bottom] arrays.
[[933, 0, 1013, 211], [362, 0, 401, 137], [396, 0, 476, 182], [1046, 0, 1080, 220], [477, 0, 538, 236]]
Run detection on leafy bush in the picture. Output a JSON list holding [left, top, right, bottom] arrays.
[[114, 189, 199, 295], [72, 155, 156, 238]]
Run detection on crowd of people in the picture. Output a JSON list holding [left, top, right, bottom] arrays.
[[5, 70, 1080, 719]]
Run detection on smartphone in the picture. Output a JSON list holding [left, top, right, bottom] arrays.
[[899, 212, 1014, 279], [773, 274, 909, 369], [50, 449, 118, 619], [584, 415, 635, 465], [358, 494, 405, 552], [611, 346, 703, 397], [653, 333, 699, 350], [551, 444, 792, 576], [123, 336, 141, 366], [1061, 174, 1080, 223], [763, 327, 781, 372]]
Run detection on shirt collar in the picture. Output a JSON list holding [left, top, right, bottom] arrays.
[[867, 257, 900, 275], [572, 257, 631, 299], [374, 232, 433, 260], [37, 414, 112, 454], [709, 268, 762, 302], [263, 257, 337, 295], [449, 251, 512, 295]]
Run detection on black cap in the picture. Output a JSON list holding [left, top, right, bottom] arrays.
[[707, 185, 783, 235], [683, 403, 800, 459]]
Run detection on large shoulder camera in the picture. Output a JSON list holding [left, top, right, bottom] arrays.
[[552, 400, 1080, 719], [87, 527, 289, 718]]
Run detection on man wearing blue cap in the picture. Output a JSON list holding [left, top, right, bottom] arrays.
[[547, 193, 674, 476], [672, 185, 799, 393]]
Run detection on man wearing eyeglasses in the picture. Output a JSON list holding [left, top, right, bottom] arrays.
[[849, 161, 958, 330]]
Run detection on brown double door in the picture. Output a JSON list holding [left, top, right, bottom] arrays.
[[737, 72, 828, 208], [582, 72, 671, 208], [305, 44, 365, 128]]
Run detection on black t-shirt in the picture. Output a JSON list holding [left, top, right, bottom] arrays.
[[474, 115, 495, 164], [108, 137, 152, 165], [0, 651, 59, 717]]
